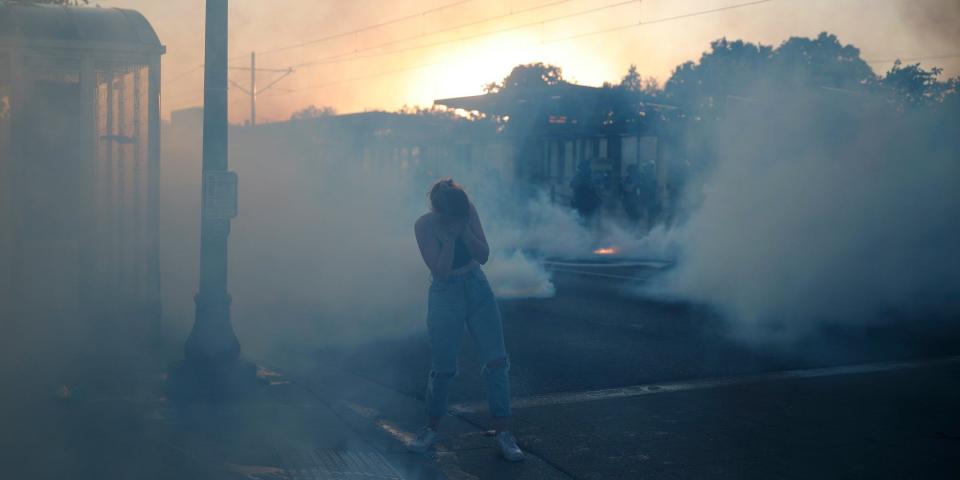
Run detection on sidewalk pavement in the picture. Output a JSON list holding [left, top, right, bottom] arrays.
[[0, 354, 562, 480], [282, 358, 571, 480], [454, 357, 960, 479], [3, 353, 958, 479], [271, 354, 960, 479]]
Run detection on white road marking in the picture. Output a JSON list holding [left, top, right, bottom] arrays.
[[547, 267, 648, 281], [544, 260, 671, 269], [449, 355, 960, 414]]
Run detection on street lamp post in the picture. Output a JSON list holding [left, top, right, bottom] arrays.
[[169, 0, 254, 400]]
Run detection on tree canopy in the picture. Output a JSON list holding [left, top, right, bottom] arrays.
[[484, 62, 564, 93], [881, 60, 958, 107], [289, 105, 337, 121], [662, 32, 957, 115]]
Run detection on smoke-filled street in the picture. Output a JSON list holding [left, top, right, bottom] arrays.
[[323, 262, 960, 399], [286, 261, 960, 478], [3, 0, 960, 479]]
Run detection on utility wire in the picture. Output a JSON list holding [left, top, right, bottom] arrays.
[[163, 87, 205, 103], [284, 0, 574, 66], [164, 0, 772, 89], [258, 0, 478, 56], [163, 64, 204, 86], [865, 53, 960, 64], [287, 0, 639, 69], [262, 60, 449, 98], [637, 0, 775, 25], [184, 1, 960, 113], [164, 0, 582, 92], [261, 0, 779, 99], [162, 1, 480, 88], [162, 0, 575, 89], [540, 0, 777, 45]]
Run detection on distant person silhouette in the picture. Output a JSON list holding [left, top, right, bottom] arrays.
[[409, 179, 524, 462], [621, 163, 642, 223], [570, 160, 601, 220], [637, 161, 660, 227]]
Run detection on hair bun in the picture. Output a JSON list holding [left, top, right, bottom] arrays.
[[429, 178, 469, 218]]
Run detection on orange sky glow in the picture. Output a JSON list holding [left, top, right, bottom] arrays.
[[95, 0, 960, 124]]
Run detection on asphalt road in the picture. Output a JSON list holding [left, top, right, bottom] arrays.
[[308, 260, 960, 479], [313, 260, 960, 403]]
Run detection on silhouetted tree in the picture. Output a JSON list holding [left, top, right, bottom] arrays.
[[484, 63, 563, 93], [663, 33, 927, 118], [664, 32, 958, 117], [600, 65, 665, 125], [289, 105, 336, 121], [880, 60, 954, 107], [665, 38, 773, 116], [772, 33, 874, 91], [616, 64, 660, 95]]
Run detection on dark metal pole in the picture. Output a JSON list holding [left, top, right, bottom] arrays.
[[148, 54, 163, 346], [250, 52, 256, 126], [185, 0, 240, 364]]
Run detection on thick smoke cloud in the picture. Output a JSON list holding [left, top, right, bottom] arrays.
[[658, 86, 960, 342], [162, 127, 427, 356], [160, 122, 624, 357], [897, 0, 960, 51]]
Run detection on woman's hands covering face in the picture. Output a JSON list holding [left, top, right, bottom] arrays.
[[437, 216, 466, 244]]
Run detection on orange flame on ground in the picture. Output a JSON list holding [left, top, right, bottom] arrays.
[[593, 247, 618, 255]]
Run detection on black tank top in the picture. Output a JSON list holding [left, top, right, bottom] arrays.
[[452, 237, 472, 269]]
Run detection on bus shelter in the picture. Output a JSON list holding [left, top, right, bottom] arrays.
[[0, 2, 165, 348]]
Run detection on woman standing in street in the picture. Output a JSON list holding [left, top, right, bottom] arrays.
[[408, 179, 524, 462]]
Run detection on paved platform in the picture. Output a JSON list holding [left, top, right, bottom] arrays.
[[2, 349, 957, 479], [462, 359, 960, 479], [284, 353, 960, 479]]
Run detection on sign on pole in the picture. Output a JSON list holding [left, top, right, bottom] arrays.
[[202, 171, 238, 219]]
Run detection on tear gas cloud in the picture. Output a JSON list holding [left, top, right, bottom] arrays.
[[655, 85, 960, 342], [162, 82, 960, 354], [160, 123, 632, 358]]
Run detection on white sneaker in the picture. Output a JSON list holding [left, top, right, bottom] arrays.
[[496, 431, 525, 462], [407, 427, 438, 453]]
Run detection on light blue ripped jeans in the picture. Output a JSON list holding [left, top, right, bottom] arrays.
[[425, 266, 511, 419]]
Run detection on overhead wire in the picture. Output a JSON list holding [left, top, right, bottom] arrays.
[[262, 60, 450, 99], [167, 0, 959, 115], [257, 0, 478, 56], [162, 0, 482, 89], [276, 0, 960, 97], [163, 64, 204, 87], [162, 0, 575, 93], [865, 53, 960, 64], [286, 0, 638, 69], [263, 0, 781, 98]]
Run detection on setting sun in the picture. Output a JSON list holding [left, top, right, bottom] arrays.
[[3, 1, 960, 478], [407, 32, 541, 104]]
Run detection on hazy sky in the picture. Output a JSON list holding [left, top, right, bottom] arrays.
[[94, 0, 960, 123]]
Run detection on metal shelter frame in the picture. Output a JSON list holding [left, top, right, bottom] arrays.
[[0, 2, 165, 345]]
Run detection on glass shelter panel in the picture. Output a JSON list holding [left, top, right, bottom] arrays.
[[0, 52, 11, 322], [0, 52, 9, 131], [13, 55, 85, 323], [95, 63, 151, 317], [0, 52, 10, 184]]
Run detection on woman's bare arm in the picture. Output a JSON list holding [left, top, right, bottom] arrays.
[[460, 203, 490, 265], [415, 216, 460, 279]]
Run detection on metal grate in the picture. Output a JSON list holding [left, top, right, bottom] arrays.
[[280, 449, 405, 480]]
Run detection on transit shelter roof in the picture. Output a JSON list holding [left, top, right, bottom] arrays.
[[435, 83, 613, 116], [0, 2, 163, 53]]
